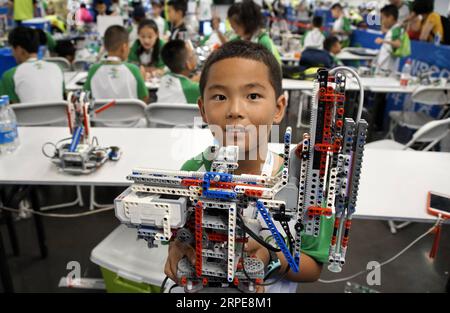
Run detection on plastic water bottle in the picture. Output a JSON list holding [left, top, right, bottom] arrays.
[[434, 33, 441, 46], [0, 95, 19, 154], [400, 59, 412, 87]]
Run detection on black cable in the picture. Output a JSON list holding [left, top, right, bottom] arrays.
[[168, 283, 179, 293], [237, 213, 280, 253], [160, 276, 169, 293], [239, 219, 291, 287]]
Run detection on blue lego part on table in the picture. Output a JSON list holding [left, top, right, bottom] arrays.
[[256, 200, 299, 273], [69, 126, 83, 152]]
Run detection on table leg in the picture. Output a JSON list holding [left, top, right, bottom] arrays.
[[29, 187, 48, 259], [0, 226, 14, 293], [1, 187, 21, 256]]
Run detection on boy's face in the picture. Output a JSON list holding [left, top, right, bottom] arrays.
[[152, 4, 162, 16], [168, 6, 182, 24], [229, 18, 247, 39], [11, 46, 27, 64], [381, 13, 396, 29], [96, 3, 107, 15], [114, 42, 130, 61], [331, 41, 342, 55], [198, 58, 286, 154], [331, 8, 341, 18]]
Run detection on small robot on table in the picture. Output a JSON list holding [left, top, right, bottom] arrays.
[[114, 68, 368, 292], [42, 91, 121, 174]]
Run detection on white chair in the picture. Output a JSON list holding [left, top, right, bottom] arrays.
[[368, 118, 450, 234], [9, 101, 84, 211], [144, 102, 201, 128], [387, 86, 450, 140], [43, 57, 72, 72], [91, 99, 147, 128], [10, 101, 68, 127], [88, 99, 147, 210], [72, 59, 92, 71]]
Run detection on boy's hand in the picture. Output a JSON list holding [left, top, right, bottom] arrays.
[[375, 37, 384, 45], [245, 239, 270, 293], [244, 239, 270, 267], [164, 239, 196, 283]]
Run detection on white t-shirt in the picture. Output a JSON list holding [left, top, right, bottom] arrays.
[[153, 15, 167, 38], [84, 57, 148, 100], [375, 24, 401, 76], [1, 58, 64, 103], [198, 0, 212, 21], [303, 28, 325, 50], [398, 3, 410, 24]]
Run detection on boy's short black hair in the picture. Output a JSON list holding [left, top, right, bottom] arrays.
[[312, 15, 323, 28], [168, 0, 187, 17], [380, 4, 399, 21], [331, 3, 343, 10], [199, 40, 282, 99], [323, 36, 339, 52], [96, 0, 106, 6], [161, 39, 188, 73], [133, 5, 146, 19], [412, 0, 433, 15], [104, 25, 129, 51], [227, 0, 263, 36], [8, 26, 40, 53], [54, 40, 76, 59]]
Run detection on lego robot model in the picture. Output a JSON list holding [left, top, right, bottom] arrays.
[[114, 68, 368, 292], [42, 91, 121, 174]]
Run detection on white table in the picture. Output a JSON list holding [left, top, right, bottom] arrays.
[[1, 127, 449, 222], [336, 48, 379, 62]]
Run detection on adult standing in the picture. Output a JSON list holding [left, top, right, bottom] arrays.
[[10, 0, 34, 25]]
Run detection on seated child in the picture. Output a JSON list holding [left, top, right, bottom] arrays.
[[164, 40, 333, 292], [84, 25, 149, 103], [0, 26, 64, 103], [156, 39, 200, 104], [128, 19, 166, 76], [302, 15, 325, 50], [167, 0, 188, 41], [323, 35, 343, 67], [94, 0, 112, 22]]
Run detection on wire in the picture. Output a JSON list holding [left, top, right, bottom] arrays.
[[237, 213, 280, 252], [0, 205, 113, 218], [238, 218, 291, 287], [41, 137, 72, 159], [328, 66, 364, 122], [160, 276, 169, 293], [318, 217, 441, 284], [168, 283, 179, 293]]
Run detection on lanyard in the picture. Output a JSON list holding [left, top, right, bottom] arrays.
[[105, 56, 122, 63]]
